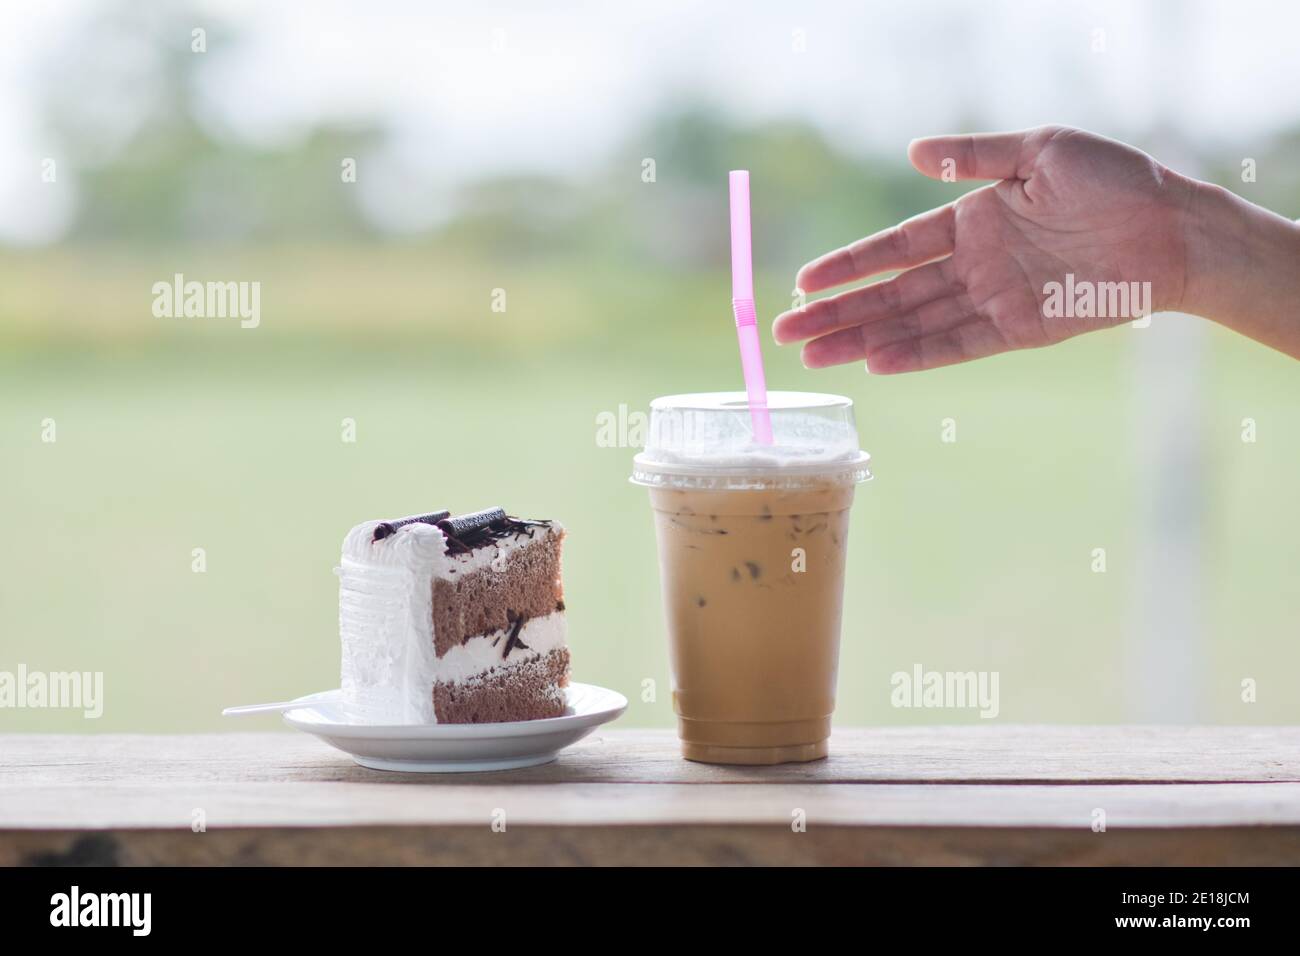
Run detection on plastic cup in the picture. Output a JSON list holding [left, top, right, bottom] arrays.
[[631, 392, 871, 764]]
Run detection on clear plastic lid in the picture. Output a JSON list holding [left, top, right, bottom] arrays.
[[631, 391, 872, 490]]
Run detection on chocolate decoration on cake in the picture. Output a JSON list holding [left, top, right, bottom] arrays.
[[438, 507, 507, 538], [436, 507, 553, 555], [373, 511, 451, 542], [500, 616, 530, 660]]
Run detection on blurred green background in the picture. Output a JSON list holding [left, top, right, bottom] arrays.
[[2, 1, 1298, 731]]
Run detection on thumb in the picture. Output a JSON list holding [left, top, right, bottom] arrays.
[[908, 129, 1039, 182]]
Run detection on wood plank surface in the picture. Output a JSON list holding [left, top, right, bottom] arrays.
[[6, 826, 1300, 867], [5, 726, 1299, 786], [3, 728, 1299, 865], [9, 778, 1300, 828]]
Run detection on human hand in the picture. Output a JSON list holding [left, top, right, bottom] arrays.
[[773, 126, 1198, 373]]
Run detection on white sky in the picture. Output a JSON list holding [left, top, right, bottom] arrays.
[[1, 0, 1298, 241]]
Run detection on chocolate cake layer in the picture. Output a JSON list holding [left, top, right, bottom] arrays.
[[431, 527, 564, 655], [432, 647, 571, 723]]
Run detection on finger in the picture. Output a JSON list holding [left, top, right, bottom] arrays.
[[774, 260, 953, 345], [800, 294, 971, 369], [795, 203, 955, 294], [908, 129, 1035, 182], [866, 319, 1012, 374]]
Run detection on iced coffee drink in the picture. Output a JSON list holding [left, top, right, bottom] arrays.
[[632, 392, 870, 765]]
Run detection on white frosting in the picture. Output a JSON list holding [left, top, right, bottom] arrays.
[[337, 518, 565, 724]]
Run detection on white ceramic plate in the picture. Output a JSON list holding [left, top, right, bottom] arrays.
[[280, 682, 627, 773]]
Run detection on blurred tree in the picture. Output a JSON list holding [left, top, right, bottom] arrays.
[[41, 1, 382, 243], [604, 105, 957, 274], [41, 2, 1293, 266]]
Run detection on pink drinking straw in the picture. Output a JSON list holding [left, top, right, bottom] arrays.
[[728, 170, 774, 445]]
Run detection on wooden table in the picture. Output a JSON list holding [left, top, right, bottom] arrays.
[[3, 727, 1299, 866]]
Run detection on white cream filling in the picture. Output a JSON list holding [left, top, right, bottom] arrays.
[[433, 612, 567, 684], [337, 517, 565, 725]]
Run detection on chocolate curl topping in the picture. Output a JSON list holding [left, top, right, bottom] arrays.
[[500, 616, 529, 660], [373, 511, 451, 542], [437, 507, 507, 539]]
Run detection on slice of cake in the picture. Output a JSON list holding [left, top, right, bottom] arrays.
[[337, 507, 569, 724]]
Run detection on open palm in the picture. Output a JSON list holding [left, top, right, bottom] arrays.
[[773, 126, 1193, 373]]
